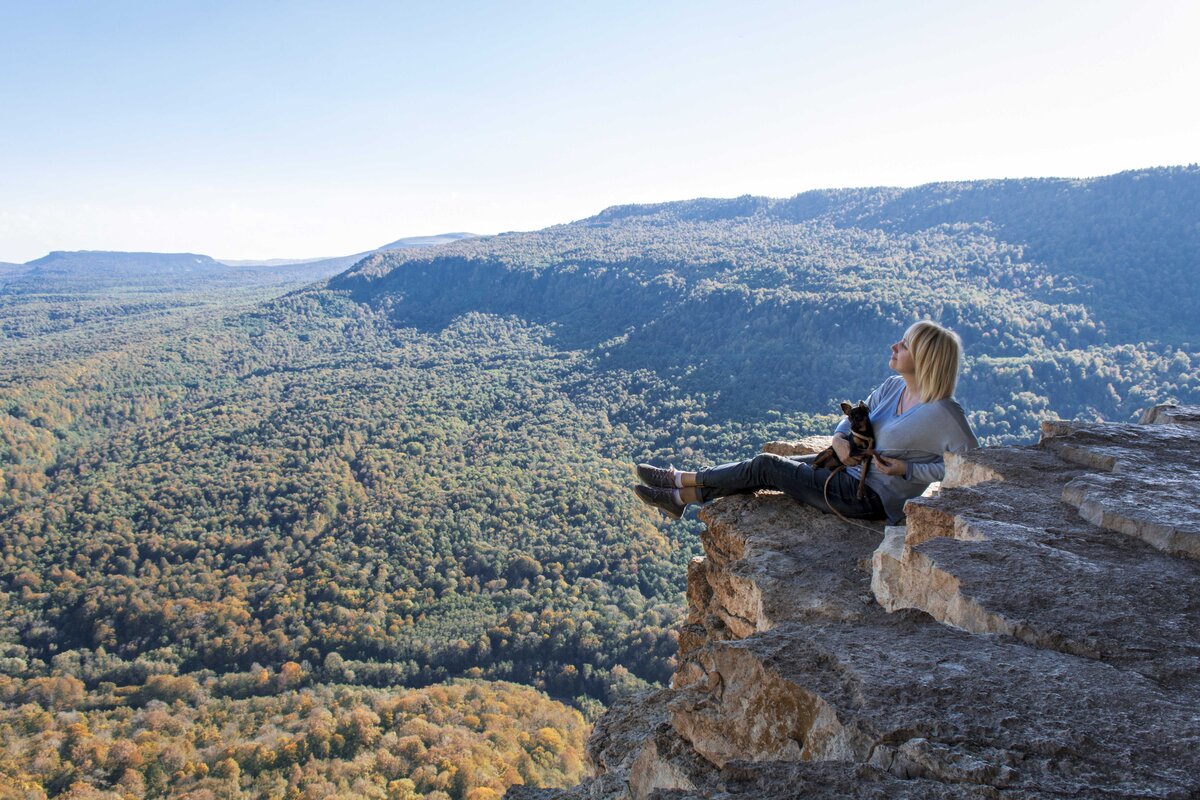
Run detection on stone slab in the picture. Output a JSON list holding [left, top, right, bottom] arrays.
[[882, 437, 1200, 691], [671, 616, 1200, 798], [694, 494, 883, 640], [1063, 471, 1200, 559], [1140, 403, 1200, 426], [759, 436, 831, 457]]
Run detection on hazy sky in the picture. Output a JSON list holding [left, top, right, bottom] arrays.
[[1, 0, 1196, 262]]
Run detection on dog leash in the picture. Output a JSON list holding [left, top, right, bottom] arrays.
[[822, 463, 885, 533]]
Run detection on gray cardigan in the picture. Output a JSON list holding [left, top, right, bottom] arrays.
[[835, 375, 978, 524]]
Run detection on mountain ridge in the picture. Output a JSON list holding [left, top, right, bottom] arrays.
[[1, 233, 484, 292], [326, 166, 1199, 444]]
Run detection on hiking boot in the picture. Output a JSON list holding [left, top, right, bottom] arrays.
[[635, 462, 678, 488], [633, 484, 686, 520]]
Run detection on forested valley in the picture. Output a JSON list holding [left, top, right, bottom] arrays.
[[1, 166, 1197, 798]]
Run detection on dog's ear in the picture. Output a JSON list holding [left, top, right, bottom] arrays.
[[840, 401, 853, 415], [856, 400, 869, 411]]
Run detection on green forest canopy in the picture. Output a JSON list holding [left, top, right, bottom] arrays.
[[1, 166, 1197, 798]]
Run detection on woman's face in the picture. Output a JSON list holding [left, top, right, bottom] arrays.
[[889, 335, 916, 375]]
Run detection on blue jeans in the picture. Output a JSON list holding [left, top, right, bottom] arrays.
[[695, 453, 886, 520]]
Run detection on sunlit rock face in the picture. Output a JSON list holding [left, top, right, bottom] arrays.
[[508, 406, 1200, 799]]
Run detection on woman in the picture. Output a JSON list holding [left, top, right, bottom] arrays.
[[633, 320, 978, 526]]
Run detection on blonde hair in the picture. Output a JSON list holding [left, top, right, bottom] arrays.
[[904, 320, 963, 402]]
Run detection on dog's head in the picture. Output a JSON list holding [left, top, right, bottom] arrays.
[[839, 400, 872, 432]]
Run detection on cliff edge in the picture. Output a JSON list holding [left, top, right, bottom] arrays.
[[509, 405, 1200, 799]]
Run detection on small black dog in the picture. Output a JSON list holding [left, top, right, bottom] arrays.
[[812, 401, 876, 497]]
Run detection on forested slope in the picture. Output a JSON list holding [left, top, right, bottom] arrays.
[[0, 283, 697, 798], [332, 165, 1199, 443]]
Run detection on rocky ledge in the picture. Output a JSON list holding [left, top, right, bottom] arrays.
[[508, 406, 1200, 799]]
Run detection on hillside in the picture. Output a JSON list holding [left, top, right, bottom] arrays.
[[0, 282, 695, 797], [1, 234, 485, 295], [26, 250, 228, 275], [0, 263, 30, 279], [2, 250, 334, 293], [331, 166, 1200, 444]]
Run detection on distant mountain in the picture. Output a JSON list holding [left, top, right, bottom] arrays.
[[217, 256, 335, 267], [1, 234, 482, 294], [239, 232, 483, 276], [0, 262, 31, 282], [27, 250, 227, 275], [377, 232, 479, 250], [247, 232, 482, 277], [329, 166, 1200, 442], [1, 250, 291, 293]]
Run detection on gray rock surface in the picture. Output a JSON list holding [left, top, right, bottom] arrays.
[[1040, 419, 1200, 559], [875, 444, 1200, 690], [758, 437, 831, 458], [511, 407, 1200, 799], [1139, 402, 1200, 426]]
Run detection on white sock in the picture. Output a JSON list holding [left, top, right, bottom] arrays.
[[674, 471, 685, 489], [673, 489, 684, 505]]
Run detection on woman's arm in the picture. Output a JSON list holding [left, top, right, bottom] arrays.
[[904, 458, 944, 483], [831, 433, 858, 465], [877, 400, 978, 482]]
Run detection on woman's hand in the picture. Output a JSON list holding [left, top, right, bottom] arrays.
[[831, 434, 861, 466], [873, 454, 907, 477]]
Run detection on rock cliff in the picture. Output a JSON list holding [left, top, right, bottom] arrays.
[[508, 405, 1200, 799]]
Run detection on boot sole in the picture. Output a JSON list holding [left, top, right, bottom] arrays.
[[632, 485, 684, 520]]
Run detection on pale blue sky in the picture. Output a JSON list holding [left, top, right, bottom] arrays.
[[1, 0, 1196, 262]]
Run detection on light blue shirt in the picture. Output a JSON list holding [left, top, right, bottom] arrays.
[[835, 375, 978, 524]]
